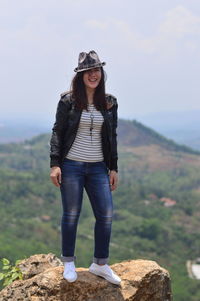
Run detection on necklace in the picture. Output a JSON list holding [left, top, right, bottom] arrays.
[[88, 104, 95, 142]]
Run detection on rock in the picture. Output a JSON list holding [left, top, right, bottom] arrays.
[[17, 253, 63, 280], [0, 254, 172, 301]]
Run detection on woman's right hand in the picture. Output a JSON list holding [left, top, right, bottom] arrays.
[[50, 166, 62, 187]]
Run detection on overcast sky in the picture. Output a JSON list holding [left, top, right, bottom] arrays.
[[0, 0, 200, 123]]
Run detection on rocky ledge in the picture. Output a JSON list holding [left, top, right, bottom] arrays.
[[0, 253, 172, 301]]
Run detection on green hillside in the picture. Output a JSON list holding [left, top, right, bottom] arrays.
[[118, 119, 200, 154], [0, 121, 200, 300]]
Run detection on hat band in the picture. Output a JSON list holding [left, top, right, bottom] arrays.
[[74, 62, 106, 72]]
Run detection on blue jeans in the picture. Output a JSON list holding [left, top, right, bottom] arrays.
[[60, 158, 113, 265]]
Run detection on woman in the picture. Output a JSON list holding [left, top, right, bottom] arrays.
[[50, 50, 121, 285]]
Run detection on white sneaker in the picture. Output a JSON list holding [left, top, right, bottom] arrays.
[[63, 261, 77, 282], [89, 263, 121, 285]]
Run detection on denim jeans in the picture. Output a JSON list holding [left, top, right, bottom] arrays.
[[60, 158, 113, 265]]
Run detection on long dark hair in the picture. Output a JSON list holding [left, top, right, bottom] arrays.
[[71, 67, 107, 111]]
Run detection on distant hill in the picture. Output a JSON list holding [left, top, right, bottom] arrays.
[[135, 110, 200, 151], [0, 123, 50, 144], [118, 119, 200, 155]]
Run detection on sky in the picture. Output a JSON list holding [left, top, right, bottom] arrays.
[[0, 0, 200, 124]]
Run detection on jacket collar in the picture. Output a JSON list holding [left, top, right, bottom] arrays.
[[61, 91, 116, 111]]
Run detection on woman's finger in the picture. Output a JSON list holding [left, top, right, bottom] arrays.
[[51, 175, 60, 187], [109, 172, 118, 191], [109, 173, 114, 185], [50, 168, 61, 187]]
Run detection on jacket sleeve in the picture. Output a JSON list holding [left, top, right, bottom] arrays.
[[110, 100, 118, 172], [49, 97, 71, 168]]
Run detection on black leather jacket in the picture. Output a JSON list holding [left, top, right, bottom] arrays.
[[50, 92, 118, 172]]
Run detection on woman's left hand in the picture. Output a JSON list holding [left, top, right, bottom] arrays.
[[109, 170, 118, 191]]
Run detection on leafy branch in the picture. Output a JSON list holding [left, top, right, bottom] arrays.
[[0, 258, 23, 287]]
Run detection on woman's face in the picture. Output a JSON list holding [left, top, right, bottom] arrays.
[[83, 67, 102, 90]]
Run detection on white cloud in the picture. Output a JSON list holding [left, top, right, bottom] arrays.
[[85, 18, 156, 54], [159, 5, 200, 37], [85, 5, 200, 58]]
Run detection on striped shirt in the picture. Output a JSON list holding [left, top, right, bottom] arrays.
[[66, 104, 104, 162]]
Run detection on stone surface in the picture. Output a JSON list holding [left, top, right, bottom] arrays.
[[17, 253, 63, 280], [0, 254, 172, 301]]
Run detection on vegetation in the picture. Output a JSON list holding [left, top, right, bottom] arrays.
[[0, 258, 23, 287], [0, 122, 200, 299]]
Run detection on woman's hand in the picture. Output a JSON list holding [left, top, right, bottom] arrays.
[[50, 166, 62, 187], [109, 170, 118, 191]]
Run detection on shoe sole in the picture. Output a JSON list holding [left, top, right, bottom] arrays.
[[89, 269, 121, 285]]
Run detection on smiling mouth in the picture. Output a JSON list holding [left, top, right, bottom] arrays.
[[89, 78, 97, 82]]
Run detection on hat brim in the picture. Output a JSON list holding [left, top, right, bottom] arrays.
[[74, 62, 106, 73]]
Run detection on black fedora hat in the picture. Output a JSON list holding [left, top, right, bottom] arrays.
[[74, 50, 106, 72]]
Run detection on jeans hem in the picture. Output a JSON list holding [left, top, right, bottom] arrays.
[[60, 255, 77, 262], [93, 257, 109, 264]]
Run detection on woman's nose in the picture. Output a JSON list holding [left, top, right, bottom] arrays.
[[88, 70, 95, 75]]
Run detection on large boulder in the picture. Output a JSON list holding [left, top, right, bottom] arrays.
[[0, 253, 172, 301]]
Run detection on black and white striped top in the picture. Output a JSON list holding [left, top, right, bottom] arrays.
[[66, 104, 104, 162]]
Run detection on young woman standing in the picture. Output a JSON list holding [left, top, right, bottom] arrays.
[[50, 50, 121, 285]]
